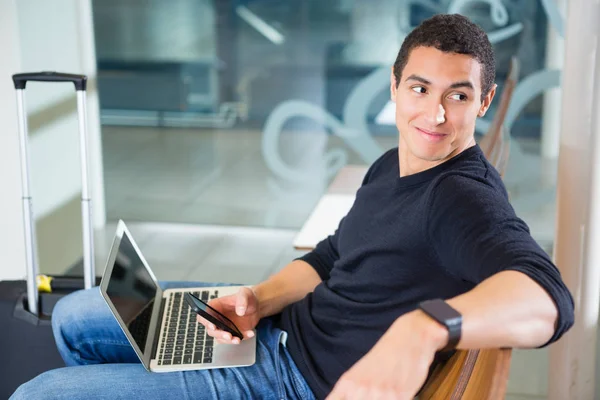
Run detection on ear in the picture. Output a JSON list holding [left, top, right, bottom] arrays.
[[390, 66, 398, 103], [478, 83, 497, 117]]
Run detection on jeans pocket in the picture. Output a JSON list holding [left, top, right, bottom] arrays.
[[277, 337, 315, 400], [286, 352, 315, 400], [273, 330, 288, 400]]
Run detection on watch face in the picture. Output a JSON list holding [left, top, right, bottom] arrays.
[[420, 299, 462, 327]]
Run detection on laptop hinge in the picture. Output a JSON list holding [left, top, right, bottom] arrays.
[[151, 295, 166, 359]]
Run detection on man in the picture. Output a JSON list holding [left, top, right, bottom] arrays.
[[12, 14, 573, 400]]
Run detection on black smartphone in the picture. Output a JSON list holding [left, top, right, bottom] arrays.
[[184, 292, 244, 340]]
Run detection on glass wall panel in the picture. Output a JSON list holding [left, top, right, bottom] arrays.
[[94, 0, 561, 244]]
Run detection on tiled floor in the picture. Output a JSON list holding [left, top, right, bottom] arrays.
[[94, 221, 307, 285], [103, 126, 397, 229]]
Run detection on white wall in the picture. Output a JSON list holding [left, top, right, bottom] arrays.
[[16, 0, 105, 221], [0, 0, 105, 280], [0, 0, 27, 280]]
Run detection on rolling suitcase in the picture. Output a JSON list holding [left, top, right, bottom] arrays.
[[0, 72, 97, 399]]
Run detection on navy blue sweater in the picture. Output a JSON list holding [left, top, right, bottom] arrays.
[[278, 145, 574, 399]]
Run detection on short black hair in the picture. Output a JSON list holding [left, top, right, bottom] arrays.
[[393, 14, 495, 102]]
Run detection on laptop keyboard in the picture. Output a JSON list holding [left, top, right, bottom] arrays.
[[157, 290, 218, 366]]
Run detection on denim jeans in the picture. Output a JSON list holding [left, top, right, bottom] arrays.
[[11, 282, 315, 400]]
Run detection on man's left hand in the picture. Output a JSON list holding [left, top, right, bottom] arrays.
[[326, 310, 448, 400]]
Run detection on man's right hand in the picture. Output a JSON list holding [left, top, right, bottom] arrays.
[[196, 286, 260, 344], [196, 260, 322, 344]]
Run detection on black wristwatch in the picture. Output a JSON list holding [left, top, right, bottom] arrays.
[[418, 299, 462, 351]]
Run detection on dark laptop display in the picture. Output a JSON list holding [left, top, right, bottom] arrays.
[[105, 233, 158, 352]]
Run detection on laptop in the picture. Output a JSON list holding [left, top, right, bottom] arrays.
[[99, 220, 257, 372]]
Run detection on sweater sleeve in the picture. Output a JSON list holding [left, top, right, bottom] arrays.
[[297, 218, 345, 281], [427, 173, 574, 347]]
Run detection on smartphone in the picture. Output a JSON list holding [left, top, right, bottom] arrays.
[[184, 292, 244, 340]]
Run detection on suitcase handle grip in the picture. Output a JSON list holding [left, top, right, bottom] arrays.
[[12, 71, 87, 91]]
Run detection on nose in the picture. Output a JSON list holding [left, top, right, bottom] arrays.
[[436, 104, 446, 124], [425, 100, 446, 126]]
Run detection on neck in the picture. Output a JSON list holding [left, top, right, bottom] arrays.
[[398, 137, 476, 177]]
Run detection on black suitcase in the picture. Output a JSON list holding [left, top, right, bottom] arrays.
[[0, 72, 97, 399]]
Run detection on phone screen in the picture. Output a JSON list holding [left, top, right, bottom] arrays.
[[184, 292, 243, 339]]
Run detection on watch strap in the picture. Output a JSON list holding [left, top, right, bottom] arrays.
[[418, 299, 462, 352]]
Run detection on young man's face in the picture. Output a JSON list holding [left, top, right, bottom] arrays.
[[391, 46, 495, 166]]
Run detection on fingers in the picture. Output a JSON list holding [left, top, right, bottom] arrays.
[[207, 326, 243, 344], [236, 292, 247, 316], [196, 314, 212, 328], [195, 316, 253, 337], [216, 337, 241, 345], [235, 287, 255, 316], [196, 316, 251, 345], [195, 316, 222, 338]]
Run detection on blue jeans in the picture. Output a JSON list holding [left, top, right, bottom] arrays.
[[11, 282, 315, 400]]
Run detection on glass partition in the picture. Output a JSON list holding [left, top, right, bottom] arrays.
[[94, 0, 561, 242]]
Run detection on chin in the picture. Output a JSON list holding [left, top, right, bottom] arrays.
[[412, 145, 450, 162]]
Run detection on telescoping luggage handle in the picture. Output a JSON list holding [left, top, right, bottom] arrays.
[[12, 72, 95, 316], [12, 72, 87, 91]]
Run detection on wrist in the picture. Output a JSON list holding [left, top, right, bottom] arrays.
[[392, 310, 449, 352], [415, 310, 450, 351], [418, 299, 463, 351]]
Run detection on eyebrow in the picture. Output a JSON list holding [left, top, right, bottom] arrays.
[[405, 74, 475, 91]]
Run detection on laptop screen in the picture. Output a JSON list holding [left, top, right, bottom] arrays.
[[105, 231, 158, 352]]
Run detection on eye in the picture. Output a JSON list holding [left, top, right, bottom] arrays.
[[411, 86, 427, 94], [449, 93, 468, 101]]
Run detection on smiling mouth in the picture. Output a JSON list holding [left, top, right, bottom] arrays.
[[416, 127, 448, 137]]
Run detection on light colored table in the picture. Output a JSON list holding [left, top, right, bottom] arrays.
[[293, 166, 368, 250]]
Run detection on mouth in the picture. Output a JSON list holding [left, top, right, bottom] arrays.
[[415, 127, 448, 143]]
